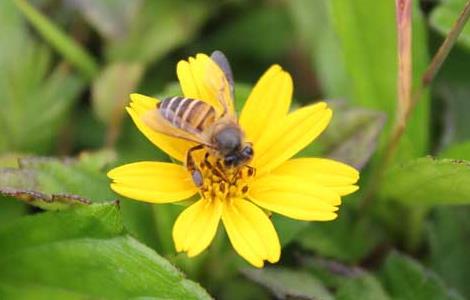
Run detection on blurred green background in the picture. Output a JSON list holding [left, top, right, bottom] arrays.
[[1, 0, 470, 299]]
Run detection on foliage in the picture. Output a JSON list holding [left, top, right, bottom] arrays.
[[1, 0, 470, 298]]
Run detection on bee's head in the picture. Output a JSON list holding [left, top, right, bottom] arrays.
[[214, 127, 241, 155], [222, 143, 254, 168], [213, 126, 254, 168]]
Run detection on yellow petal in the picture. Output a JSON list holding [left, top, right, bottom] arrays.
[[248, 175, 340, 221], [252, 102, 332, 175], [272, 158, 359, 196], [222, 198, 280, 268], [173, 198, 222, 257], [177, 54, 227, 115], [108, 162, 197, 203], [239, 65, 293, 144], [128, 93, 195, 161]]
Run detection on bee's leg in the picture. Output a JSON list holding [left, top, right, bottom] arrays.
[[215, 160, 233, 183], [229, 168, 241, 185], [245, 165, 256, 178], [203, 158, 228, 182], [186, 144, 205, 187]]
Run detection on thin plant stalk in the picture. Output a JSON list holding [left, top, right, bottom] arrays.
[[361, 0, 470, 209]]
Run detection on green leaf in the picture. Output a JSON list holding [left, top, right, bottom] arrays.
[[288, 0, 352, 98], [13, 0, 99, 79], [381, 252, 464, 300], [0, 195, 26, 223], [242, 267, 334, 300], [0, 203, 211, 299], [336, 274, 390, 300], [380, 157, 470, 205], [327, 0, 430, 160], [0, 151, 163, 250], [440, 141, 470, 160], [0, 151, 116, 208], [430, 0, 470, 50], [0, 186, 90, 211], [428, 207, 470, 298], [296, 207, 381, 263]]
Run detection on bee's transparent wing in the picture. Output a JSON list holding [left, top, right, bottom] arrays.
[[211, 50, 234, 100], [207, 51, 236, 119], [142, 108, 211, 147]]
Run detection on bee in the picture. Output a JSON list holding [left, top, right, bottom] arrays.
[[143, 51, 254, 187]]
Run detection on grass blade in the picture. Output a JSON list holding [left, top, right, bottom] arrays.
[[14, 0, 99, 80]]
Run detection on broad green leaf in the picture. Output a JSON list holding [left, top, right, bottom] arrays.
[[380, 157, 470, 205], [0, 203, 123, 245], [0, 186, 90, 211], [428, 207, 470, 298], [381, 252, 464, 300], [0, 151, 116, 207], [288, 0, 351, 98], [430, 0, 470, 50], [336, 274, 390, 300], [327, 0, 430, 161], [242, 267, 334, 300], [18, 155, 115, 201], [0, 203, 211, 299], [440, 141, 470, 160], [0, 196, 26, 224], [13, 0, 99, 79], [0, 151, 163, 250]]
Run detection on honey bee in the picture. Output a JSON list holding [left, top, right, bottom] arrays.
[[143, 51, 254, 187]]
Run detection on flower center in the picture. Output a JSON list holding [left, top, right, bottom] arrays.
[[196, 152, 255, 201]]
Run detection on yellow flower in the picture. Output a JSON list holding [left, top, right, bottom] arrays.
[[107, 53, 359, 268]]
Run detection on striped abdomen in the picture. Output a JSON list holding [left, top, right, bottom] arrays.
[[158, 96, 216, 134]]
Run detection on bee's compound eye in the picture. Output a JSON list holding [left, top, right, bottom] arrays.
[[241, 146, 254, 159], [224, 155, 238, 167]]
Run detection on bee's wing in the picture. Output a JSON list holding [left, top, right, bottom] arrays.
[[208, 51, 236, 119], [210, 51, 234, 99], [142, 108, 212, 147]]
